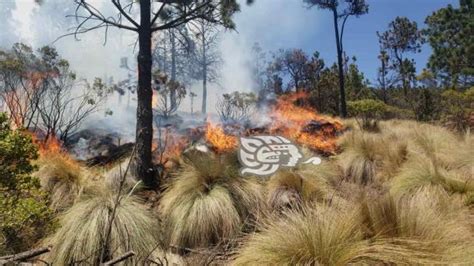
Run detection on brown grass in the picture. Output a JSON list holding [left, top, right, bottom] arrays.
[[42, 185, 160, 265], [35, 152, 86, 212], [159, 152, 266, 250]]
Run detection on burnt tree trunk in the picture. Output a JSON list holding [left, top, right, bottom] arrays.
[[381, 55, 387, 103], [170, 29, 177, 110], [201, 29, 207, 114], [333, 8, 347, 117], [135, 0, 156, 188]]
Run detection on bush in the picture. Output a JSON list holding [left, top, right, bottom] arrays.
[[441, 88, 474, 132], [348, 99, 388, 131], [216, 91, 257, 124], [0, 113, 52, 254]]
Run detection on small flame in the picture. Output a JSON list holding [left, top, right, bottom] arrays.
[[205, 122, 238, 153], [152, 90, 159, 109], [152, 128, 189, 165]]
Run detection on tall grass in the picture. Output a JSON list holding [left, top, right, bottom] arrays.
[[390, 123, 474, 196], [266, 161, 337, 210], [337, 130, 407, 185], [42, 186, 160, 265], [234, 202, 386, 265], [159, 152, 266, 250], [35, 152, 85, 211], [362, 187, 474, 264], [234, 187, 474, 265]]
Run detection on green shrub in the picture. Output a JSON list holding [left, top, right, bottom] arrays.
[[0, 113, 52, 254], [441, 88, 474, 132], [384, 105, 415, 120], [348, 99, 388, 131]]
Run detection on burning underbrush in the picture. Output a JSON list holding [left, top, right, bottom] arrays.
[[150, 92, 344, 162]]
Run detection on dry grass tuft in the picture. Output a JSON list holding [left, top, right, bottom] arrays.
[[234, 187, 474, 265], [35, 152, 86, 212], [42, 185, 160, 265], [234, 202, 383, 265], [266, 161, 336, 211], [362, 187, 474, 264], [337, 130, 407, 185], [159, 152, 266, 250]]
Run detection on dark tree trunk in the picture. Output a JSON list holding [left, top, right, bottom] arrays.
[[333, 8, 347, 117], [170, 30, 177, 110], [135, 0, 156, 188], [381, 57, 387, 103], [201, 34, 207, 114]]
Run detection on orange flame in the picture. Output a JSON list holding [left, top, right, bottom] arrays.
[[268, 92, 343, 153], [152, 128, 189, 165], [29, 134, 64, 157], [203, 92, 344, 154], [205, 122, 238, 153], [152, 90, 159, 109]]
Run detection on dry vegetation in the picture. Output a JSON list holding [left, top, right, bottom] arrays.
[[18, 119, 473, 264]]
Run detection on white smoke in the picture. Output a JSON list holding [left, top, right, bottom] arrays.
[[1, 0, 322, 139]]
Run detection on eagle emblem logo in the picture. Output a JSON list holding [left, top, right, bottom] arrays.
[[238, 136, 322, 177]]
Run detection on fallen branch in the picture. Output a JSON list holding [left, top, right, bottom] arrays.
[[102, 251, 135, 265], [0, 246, 51, 264]]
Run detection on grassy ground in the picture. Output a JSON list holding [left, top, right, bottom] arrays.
[[32, 119, 473, 265]]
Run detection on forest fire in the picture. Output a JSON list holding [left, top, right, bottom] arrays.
[[152, 128, 189, 165], [29, 134, 66, 157], [201, 92, 344, 154], [268, 92, 344, 153], [205, 122, 238, 153]]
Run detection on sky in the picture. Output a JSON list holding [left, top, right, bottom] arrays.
[[0, 0, 459, 112], [227, 0, 459, 83]]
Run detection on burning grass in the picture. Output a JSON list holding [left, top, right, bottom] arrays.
[[7, 102, 473, 264], [201, 92, 344, 154], [33, 137, 90, 212], [269, 92, 344, 153], [204, 122, 238, 153]]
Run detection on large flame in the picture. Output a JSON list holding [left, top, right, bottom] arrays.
[[203, 92, 343, 154], [269, 92, 343, 153]]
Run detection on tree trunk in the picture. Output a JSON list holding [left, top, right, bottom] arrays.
[[381, 57, 387, 103], [170, 30, 177, 110], [201, 34, 207, 114], [333, 8, 347, 117], [135, 0, 156, 188]]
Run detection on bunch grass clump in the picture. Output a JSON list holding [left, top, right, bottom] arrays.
[[43, 186, 160, 265], [159, 152, 266, 250], [337, 130, 407, 185], [35, 151, 86, 212], [362, 187, 474, 264], [234, 202, 384, 265], [266, 160, 338, 210], [235, 187, 474, 265], [390, 124, 473, 196]]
